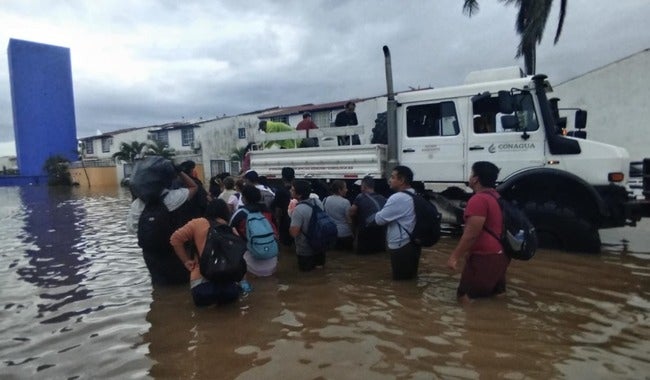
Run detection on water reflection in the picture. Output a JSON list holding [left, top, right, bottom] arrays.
[[16, 186, 92, 323]]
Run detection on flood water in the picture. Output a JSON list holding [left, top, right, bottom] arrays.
[[0, 186, 648, 379]]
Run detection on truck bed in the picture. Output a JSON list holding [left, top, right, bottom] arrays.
[[249, 127, 387, 179]]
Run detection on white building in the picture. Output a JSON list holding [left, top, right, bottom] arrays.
[[554, 48, 650, 161]]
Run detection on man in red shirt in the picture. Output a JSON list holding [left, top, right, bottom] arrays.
[[447, 161, 509, 302], [296, 112, 319, 147]]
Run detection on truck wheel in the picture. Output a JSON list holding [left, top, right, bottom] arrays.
[[523, 201, 601, 253]]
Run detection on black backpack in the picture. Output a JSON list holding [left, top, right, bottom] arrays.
[[199, 222, 247, 283], [303, 202, 338, 252], [137, 194, 173, 252], [401, 191, 442, 247], [484, 194, 537, 261]]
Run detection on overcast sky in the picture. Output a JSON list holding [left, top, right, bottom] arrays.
[[0, 0, 648, 156]]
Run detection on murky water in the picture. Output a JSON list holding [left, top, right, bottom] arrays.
[[0, 186, 648, 379]]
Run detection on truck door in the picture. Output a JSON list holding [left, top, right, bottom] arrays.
[[467, 92, 546, 179], [397, 99, 465, 182]]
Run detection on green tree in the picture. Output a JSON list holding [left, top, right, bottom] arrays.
[[112, 141, 148, 163], [231, 146, 247, 162], [463, 0, 567, 75], [43, 155, 72, 186], [145, 140, 176, 159]]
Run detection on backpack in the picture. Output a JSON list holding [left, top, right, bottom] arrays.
[[401, 191, 442, 247], [137, 194, 173, 252], [241, 209, 279, 259], [484, 194, 537, 261], [199, 222, 247, 283], [303, 202, 338, 252]]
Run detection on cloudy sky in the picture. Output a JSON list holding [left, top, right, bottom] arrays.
[[0, 0, 648, 156]]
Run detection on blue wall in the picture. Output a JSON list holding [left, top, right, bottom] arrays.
[[8, 39, 78, 177]]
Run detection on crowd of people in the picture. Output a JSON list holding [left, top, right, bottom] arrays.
[[127, 158, 510, 308]]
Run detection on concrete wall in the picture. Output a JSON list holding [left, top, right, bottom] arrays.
[[555, 49, 650, 161], [8, 39, 78, 176], [69, 166, 117, 187]]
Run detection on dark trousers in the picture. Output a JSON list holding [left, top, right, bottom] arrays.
[[388, 242, 421, 280], [191, 281, 240, 307], [356, 226, 386, 254], [298, 252, 326, 272], [143, 248, 189, 286]]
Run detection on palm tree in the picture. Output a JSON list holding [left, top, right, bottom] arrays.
[[463, 0, 567, 75], [231, 146, 247, 162], [145, 140, 176, 159], [112, 141, 148, 163]]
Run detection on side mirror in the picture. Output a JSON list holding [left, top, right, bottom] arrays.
[[575, 110, 587, 129], [501, 115, 519, 130], [498, 91, 514, 114]]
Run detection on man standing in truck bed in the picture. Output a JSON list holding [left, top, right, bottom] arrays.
[[334, 101, 360, 145]]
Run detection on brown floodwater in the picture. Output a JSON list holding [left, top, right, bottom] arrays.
[[0, 186, 648, 379]]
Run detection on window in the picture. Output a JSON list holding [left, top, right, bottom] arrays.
[[312, 112, 330, 128], [151, 131, 169, 145], [181, 128, 194, 146], [85, 141, 94, 155], [210, 159, 227, 176], [270, 116, 289, 124], [230, 160, 241, 175], [406, 101, 459, 137], [238, 128, 246, 139], [472, 92, 539, 133], [101, 137, 113, 153]]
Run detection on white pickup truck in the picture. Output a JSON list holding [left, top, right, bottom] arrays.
[[249, 46, 650, 253]]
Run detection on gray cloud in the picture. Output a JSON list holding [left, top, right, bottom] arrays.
[[0, 0, 648, 151]]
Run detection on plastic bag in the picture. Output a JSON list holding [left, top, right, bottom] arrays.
[[130, 156, 176, 204]]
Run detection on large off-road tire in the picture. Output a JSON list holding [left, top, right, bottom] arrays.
[[523, 201, 601, 253]]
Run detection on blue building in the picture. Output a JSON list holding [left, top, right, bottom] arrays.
[[7, 38, 78, 178]]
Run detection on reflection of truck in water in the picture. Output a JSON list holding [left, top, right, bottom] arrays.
[[249, 46, 650, 253]]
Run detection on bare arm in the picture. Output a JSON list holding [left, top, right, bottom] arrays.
[[170, 223, 197, 272], [178, 171, 198, 199], [446, 215, 485, 271]]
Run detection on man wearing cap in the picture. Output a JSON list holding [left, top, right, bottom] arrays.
[[258, 120, 297, 149]]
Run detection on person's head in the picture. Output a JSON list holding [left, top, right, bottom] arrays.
[[205, 199, 231, 221], [179, 160, 196, 176], [243, 170, 260, 184], [241, 184, 261, 205], [292, 180, 312, 200], [223, 176, 235, 190], [473, 115, 490, 134], [389, 165, 413, 191], [360, 175, 375, 192], [234, 178, 245, 192], [470, 161, 500, 190], [302, 112, 311, 120], [281, 167, 295, 182], [330, 180, 347, 196], [345, 101, 356, 113], [258, 120, 267, 132]]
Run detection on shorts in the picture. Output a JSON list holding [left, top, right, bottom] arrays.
[[191, 279, 240, 307], [297, 252, 326, 272], [457, 253, 510, 299], [243, 251, 278, 277], [388, 242, 421, 280]]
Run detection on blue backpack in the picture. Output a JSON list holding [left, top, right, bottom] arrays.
[[303, 201, 338, 252], [241, 209, 279, 259]]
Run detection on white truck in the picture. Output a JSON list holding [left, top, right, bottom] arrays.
[[249, 46, 650, 253]]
